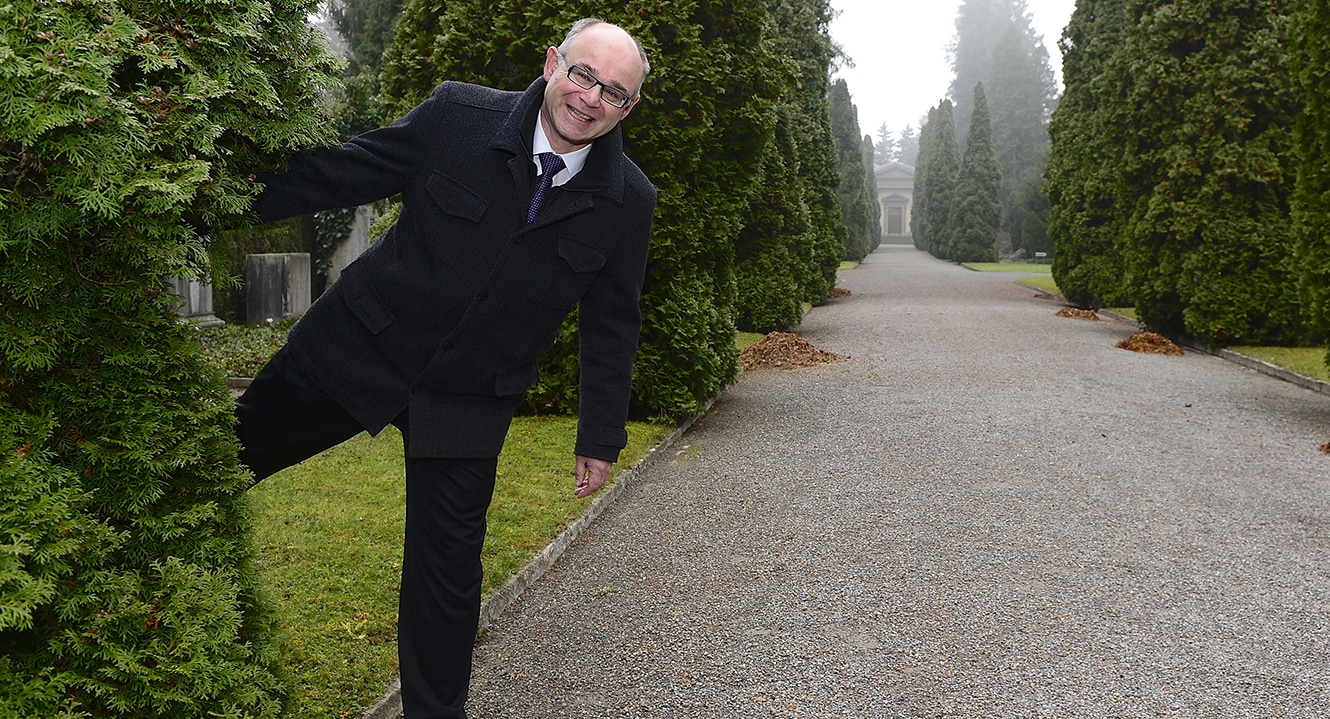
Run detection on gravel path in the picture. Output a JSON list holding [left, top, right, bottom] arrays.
[[463, 246, 1330, 718]]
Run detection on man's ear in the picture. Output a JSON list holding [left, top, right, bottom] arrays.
[[543, 47, 560, 81], [619, 95, 641, 120]]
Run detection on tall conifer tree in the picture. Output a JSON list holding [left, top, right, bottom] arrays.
[[1105, 0, 1299, 344], [1046, 0, 1132, 308], [735, 0, 843, 330], [863, 133, 882, 252], [1289, 0, 1330, 365], [948, 0, 1058, 251], [0, 0, 340, 715], [948, 83, 1002, 262], [921, 100, 961, 260], [829, 78, 875, 261], [911, 106, 936, 249]]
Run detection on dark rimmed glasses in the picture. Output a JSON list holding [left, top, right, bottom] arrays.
[[558, 52, 635, 108]]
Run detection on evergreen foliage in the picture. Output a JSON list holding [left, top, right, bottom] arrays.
[[1289, 0, 1330, 364], [828, 78, 875, 261], [875, 123, 898, 165], [947, 83, 1002, 262], [897, 124, 920, 166], [0, 0, 340, 715], [377, 0, 779, 419], [1046, 0, 1131, 308], [919, 100, 962, 260], [910, 106, 935, 249], [735, 106, 807, 333], [862, 133, 882, 252], [326, 0, 404, 138], [766, 0, 845, 306], [948, 0, 1058, 253], [735, 0, 843, 330], [1104, 0, 1300, 344]]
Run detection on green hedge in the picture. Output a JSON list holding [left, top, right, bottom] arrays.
[[0, 0, 340, 715]]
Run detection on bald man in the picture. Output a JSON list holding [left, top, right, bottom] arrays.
[[238, 19, 655, 717]]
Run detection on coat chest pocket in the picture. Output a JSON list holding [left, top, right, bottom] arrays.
[[422, 171, 490, 268], [524, 236, 607, 310], [425, 171, 489, 222]]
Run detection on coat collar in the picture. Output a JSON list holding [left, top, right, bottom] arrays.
[[489, 77, 626, 205]]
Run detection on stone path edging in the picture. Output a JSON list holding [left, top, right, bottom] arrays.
[[1094, 306, 1330, 397]]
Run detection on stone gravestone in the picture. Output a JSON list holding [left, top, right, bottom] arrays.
[[170, 276, 225, 328], [245, 252, 311, 326]]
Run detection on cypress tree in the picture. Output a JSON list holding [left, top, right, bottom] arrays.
[[911, 106, 936, 250], [922, 100, 961, 260], [0, 0, 340, 715], [772, 0, 845, 305], [377, 0, 778, 419], [828, 78, 875, 262], [1046, 0, 1132, 308], [948, 83, 1002, 262], [735, 0, 844, 329], [1289, 0, 1330, 364], [863, 133, 883, 252], [948, 0, 1059, 251], [735, 104, 807, 333], [1107, 0, 1299, 344]]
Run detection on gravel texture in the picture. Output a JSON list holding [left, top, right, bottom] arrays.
[[460, 246, 1330, 718]]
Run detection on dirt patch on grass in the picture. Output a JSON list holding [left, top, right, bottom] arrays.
[[740, 332, 845, 370], [1117, 331, 1184, 356], [1056, 307, 1100, 321]]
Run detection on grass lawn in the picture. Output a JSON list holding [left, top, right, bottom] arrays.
[[249, 416, 671, 718], [963, 261, 1052, 273], [998, 274, 1327, 381], [1015, 275, 1061, 295], [1229, 345, 1330, 382]]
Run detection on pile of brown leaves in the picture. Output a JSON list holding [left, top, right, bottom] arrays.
[[1319, 441, 1330, 455], [740, 331, 845, 370], [1056, 307, 1100, 321], [828, 287, 852, 299], [1116, 331, 1184, 355]]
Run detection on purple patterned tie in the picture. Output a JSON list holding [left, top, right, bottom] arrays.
[[527, 152, 565, 224]]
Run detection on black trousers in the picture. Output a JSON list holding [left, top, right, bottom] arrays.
[[236, 347, 496, 718]]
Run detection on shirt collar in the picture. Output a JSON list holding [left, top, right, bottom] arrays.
[[532, 119, 592, 186]]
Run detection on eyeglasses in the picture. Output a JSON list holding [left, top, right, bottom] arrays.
[[558, 52, 634, 109]]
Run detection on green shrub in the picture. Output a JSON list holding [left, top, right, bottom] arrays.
[[0, 0, 340, 715]]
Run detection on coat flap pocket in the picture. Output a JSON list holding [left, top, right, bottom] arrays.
[[558, 236, 607, 273], [341, 267, 395, 335], [494, 362, 539, 397], [426, 171, 489, 222]]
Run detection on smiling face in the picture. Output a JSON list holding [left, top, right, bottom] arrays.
[[539, 23, 644, 154]]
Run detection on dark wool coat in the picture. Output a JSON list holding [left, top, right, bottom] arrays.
[[253, 78, 656, 462]]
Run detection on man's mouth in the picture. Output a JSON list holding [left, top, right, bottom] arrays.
[[568, 106, 594, 123]]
